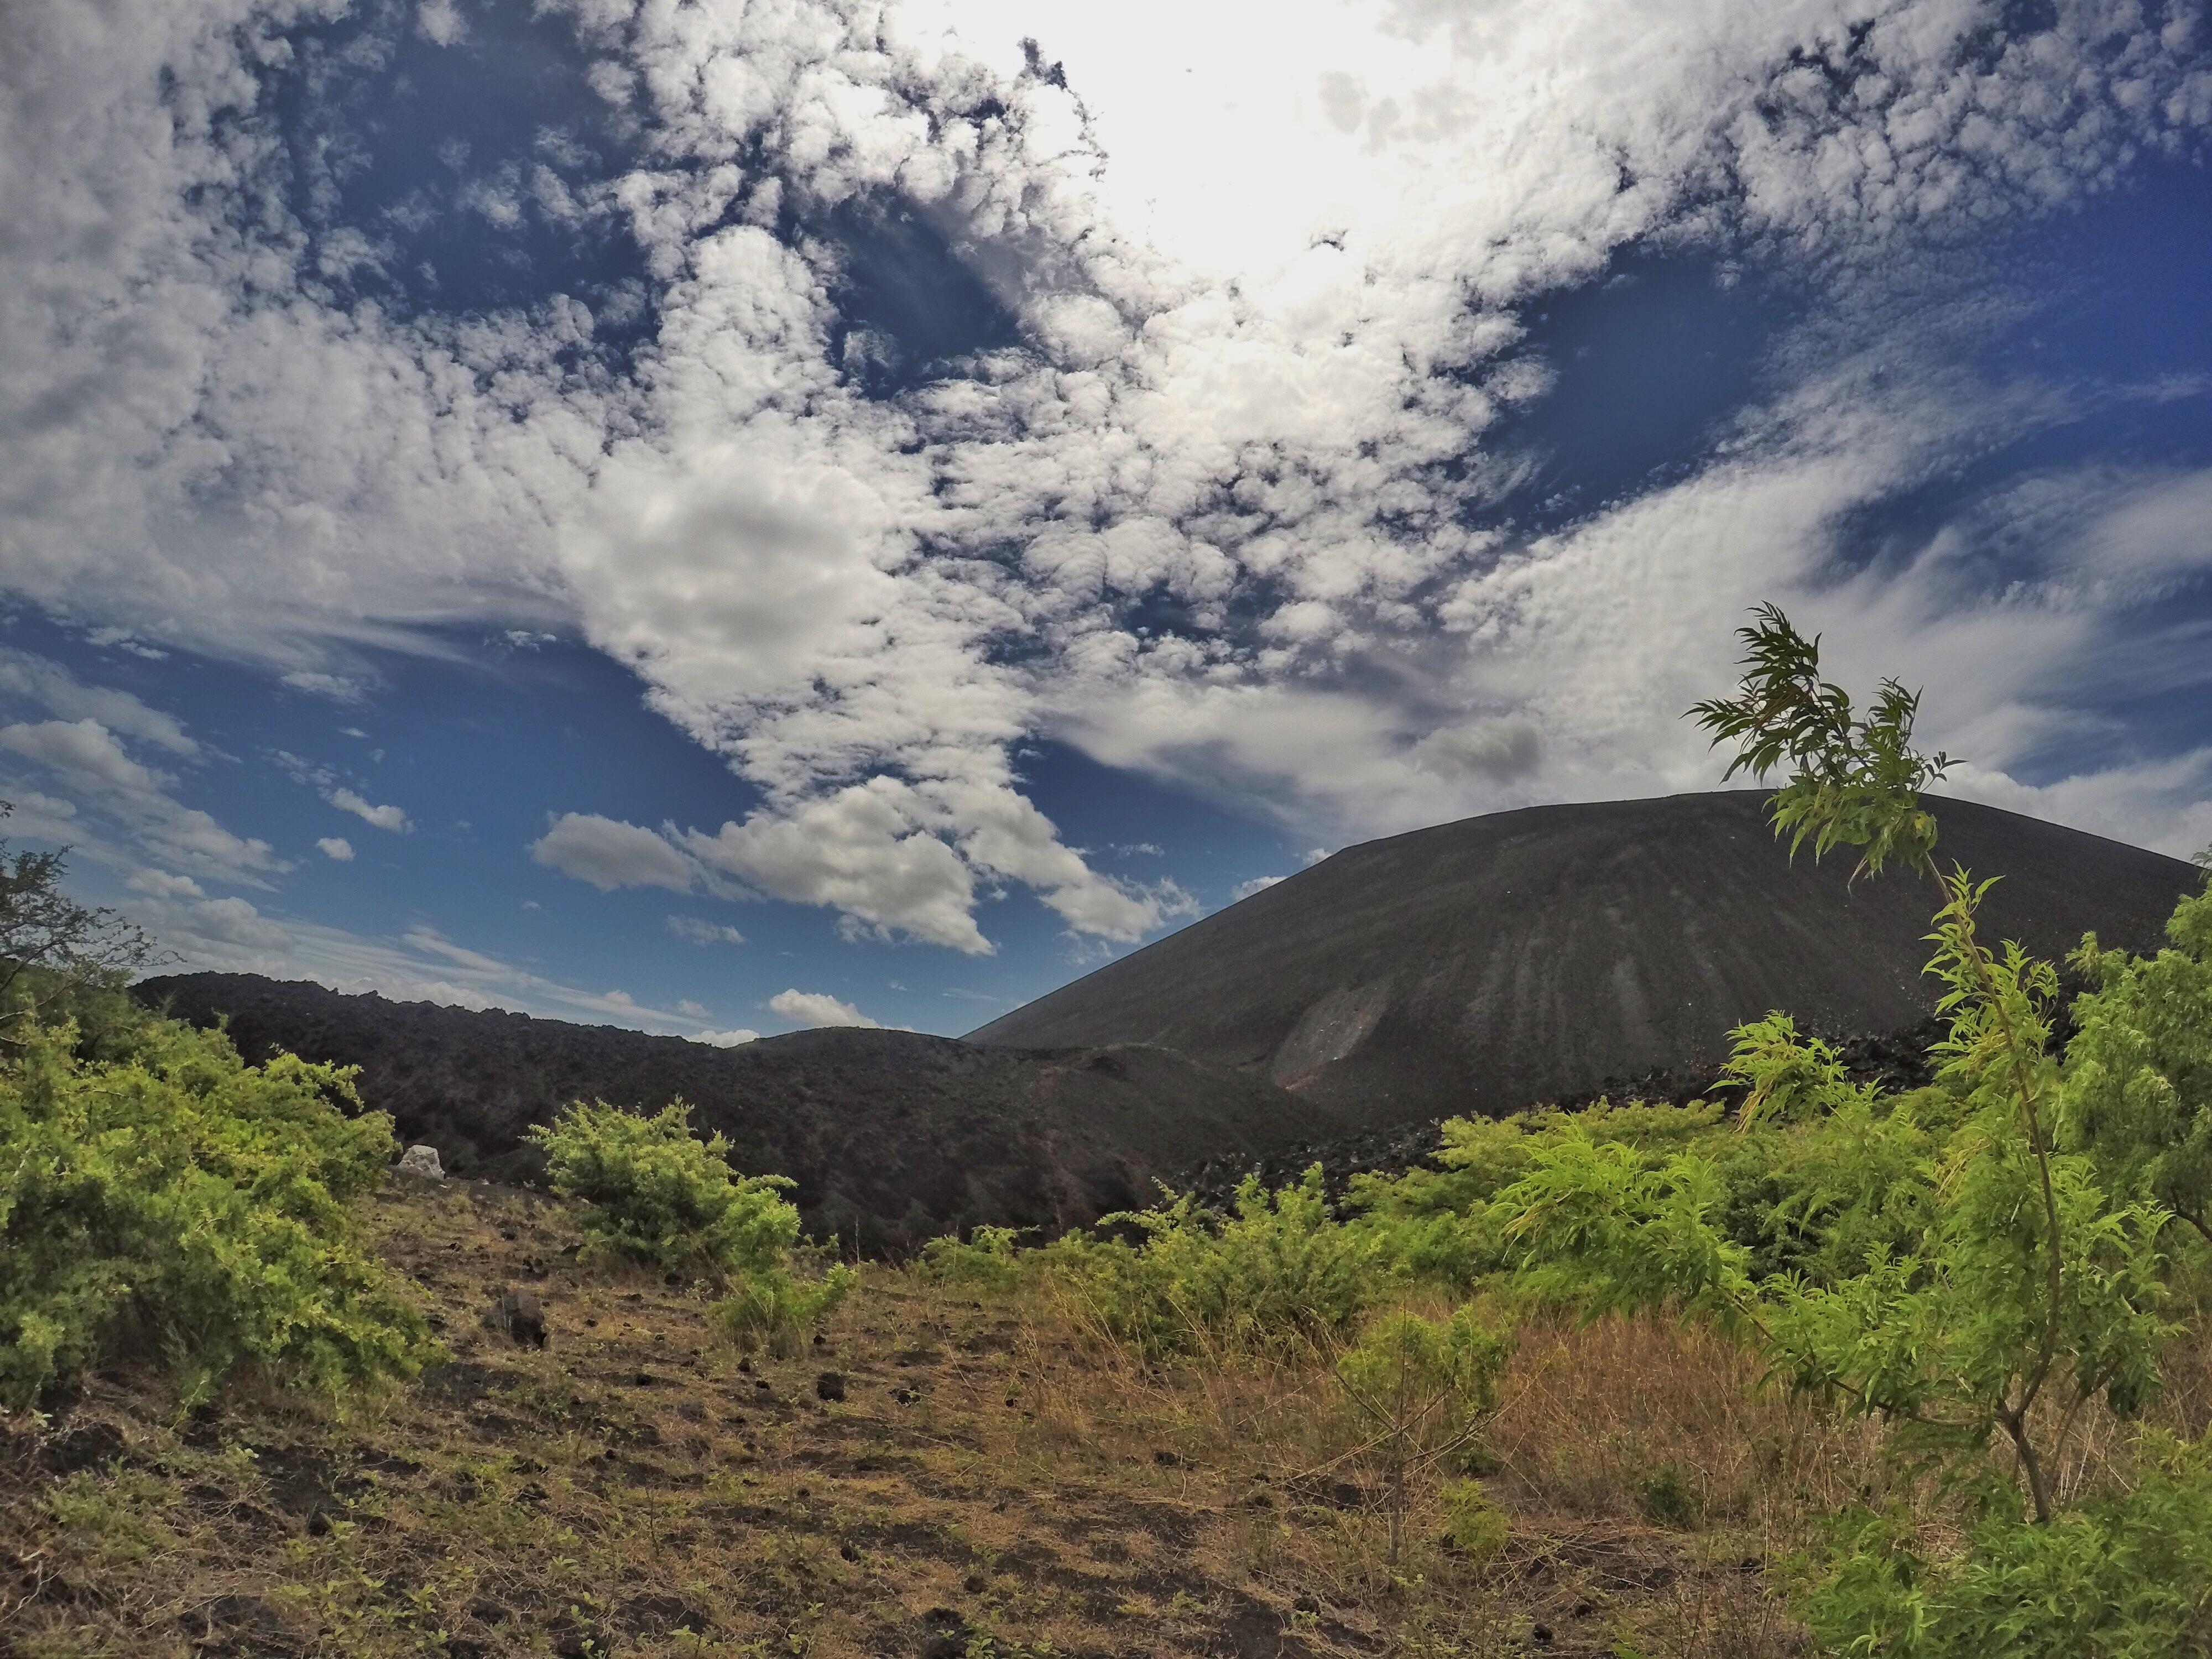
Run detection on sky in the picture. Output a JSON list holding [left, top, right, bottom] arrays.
[[2, 0, 2209, 1042]]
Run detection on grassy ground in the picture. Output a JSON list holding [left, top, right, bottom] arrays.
[[4, 1175, 1893, 1659]]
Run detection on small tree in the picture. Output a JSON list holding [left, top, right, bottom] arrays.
[[1333, 1307, 1509, 1569], [1488, 604, 2212, 1653], [0, 806, 155, 1042], [1677, 605, 2171, 1523]]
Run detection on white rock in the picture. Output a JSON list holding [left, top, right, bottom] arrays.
[[394, 1145, 446, 1180]]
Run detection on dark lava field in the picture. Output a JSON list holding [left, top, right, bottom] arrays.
[[139, 790, 2204, 1246]]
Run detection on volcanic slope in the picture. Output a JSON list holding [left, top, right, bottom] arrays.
[[969, 790, 2205, 1125], [131, 975, 1360, 1250]]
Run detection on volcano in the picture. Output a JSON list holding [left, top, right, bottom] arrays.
[[968, 791, 2203, 1124]]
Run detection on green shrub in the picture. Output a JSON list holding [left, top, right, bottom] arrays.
[[1632, 1461, 1699, 1530], [525, 1098, 803, 1282], [916, 1225, 1030, 1291], [526, 1097, 854, 1354], [1439, 1478, 1510, 1561], [1043, 1166, 1394, 1363], [2063, 879, 2212, 1247], [713, 1261, 858, 1358], [0, 1017, 431, 1408], [1799, 1432, 2212, 1658]]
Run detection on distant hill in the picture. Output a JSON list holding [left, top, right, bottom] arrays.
[[969, 791, 2204, 1124], [129, 975, 1360, 1253]]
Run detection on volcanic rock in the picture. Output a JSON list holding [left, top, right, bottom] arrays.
[[128, 978, 1360, 1251]]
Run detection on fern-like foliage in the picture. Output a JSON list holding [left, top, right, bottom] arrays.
[[2062, 880, 2212, 1245], [1042, 1166, 1395, 1363], [1687, 602, 1950, 879]]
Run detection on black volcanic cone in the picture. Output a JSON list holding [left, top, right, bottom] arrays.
[[127, 977, 1363, 1252], [968, 791, 2203, 1124]]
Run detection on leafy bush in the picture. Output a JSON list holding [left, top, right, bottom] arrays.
[[1799, 1431, 2212, 1658], [916, 1225, 1030, 1291], [0, 1016, 431, 1408], [1439, 1478, 1510, 1561], [2063, 879, 2212, 1247], [712, 1259, 858, 1359], [1043, 1166, 1394, 1363], [1633, 1461, 1699, 1530], [525, 1098, 804, 1282], [1347, 1100, 1736, 1290], [527, 1098, 853, 1355]]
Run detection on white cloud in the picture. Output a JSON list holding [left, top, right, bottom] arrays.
[[416, 0, 467, 48], [530, 812, 700, 893], [317, 836, 354, 860], [282, 671, 367, 702], [0, 652, 196, 754], [0, 719, 168, 795], [133, 893, 293, 954], [126, 867, 205, 900], [1230, 874, 1284, 901], [667, 914, 744, 945], [688, 1026, 761, 1046], [676, 998, 708, 1018], [330, 789, 411, 833], [768, 988, 882, 1029], [0, 715, 281, 885], [682, 784, 989, 953]]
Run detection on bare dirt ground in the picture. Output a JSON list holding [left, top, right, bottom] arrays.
[[3, 1177, 1869, 1659]]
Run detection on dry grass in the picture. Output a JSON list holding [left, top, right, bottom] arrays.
[[19, 1172, 2158, 1659]]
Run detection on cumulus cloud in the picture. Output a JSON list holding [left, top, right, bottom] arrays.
[[126, 867, 206, 900], [530, 812, 699, 893], [768, 988, 882, 1029], [1230, 874, 1285, 901], [318, 836, 355, 860], [682, 785, 988, 952], [0, 719, 169, 795], [331, 789, 411, 833], [689, 1026, 762, 1046], [0, 651, 196, 754], [0, 709, 281, 886]]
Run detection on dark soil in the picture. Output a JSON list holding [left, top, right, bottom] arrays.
[[971, 790, 2201, 1127]]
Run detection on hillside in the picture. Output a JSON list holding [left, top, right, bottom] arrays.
[[970, 790, 2203, 1122], [128, 976, 1360, 1253]]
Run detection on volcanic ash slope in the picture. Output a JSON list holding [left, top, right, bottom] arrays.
[[969, 790, 2204, 1125]]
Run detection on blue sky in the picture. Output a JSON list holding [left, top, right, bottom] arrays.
[[2, 0, 2208, 1039]]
